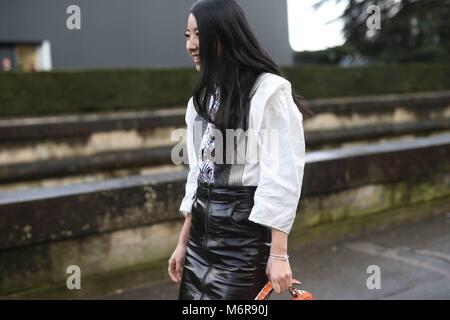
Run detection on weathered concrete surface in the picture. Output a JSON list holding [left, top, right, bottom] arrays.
[[0, 127, 179, 166], [1, 133, 449, 251], [4, 212, 448, 300], [0, 170, 189, 251], [0, 164, 180, 193], [0, 133, 449, 295], [1, 91, 449, 168], [0, 144, 178, 183], [1, 123, 449, 185], [304, 90, 450, 130], [1, 91, 448, 142], [0, 219, 184, 298], [306, 121, 450, 149], [1, 181, 448, 298], [97, 212, 450, 300], [0, 109, 185, 143]]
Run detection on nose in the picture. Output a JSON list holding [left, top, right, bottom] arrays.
[[187, 36, 198, 52]]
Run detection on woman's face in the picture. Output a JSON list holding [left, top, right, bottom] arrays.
[[185, 13, 201, 72]]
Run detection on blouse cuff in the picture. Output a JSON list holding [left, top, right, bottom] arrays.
[[248, 212, 292, 235], [179, 191, 196, 217]]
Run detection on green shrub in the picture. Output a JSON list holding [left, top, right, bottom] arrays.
[[0, 64, 448, 117], [284, 64, 450, 98]]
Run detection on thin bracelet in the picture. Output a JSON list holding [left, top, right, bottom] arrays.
[[269, 254, 289, 261], [270, 256, 289, 261], [270, 253, 289, 257]]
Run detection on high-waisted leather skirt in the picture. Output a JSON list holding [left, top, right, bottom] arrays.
[[178, 181, 272, 300]]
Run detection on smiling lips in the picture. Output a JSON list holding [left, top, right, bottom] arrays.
[[192, 55, 200, 64]]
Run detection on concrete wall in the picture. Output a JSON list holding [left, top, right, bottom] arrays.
[[0, 91, 449, 189], [1, 133, 449, 297], [0, 0, 293, 69]]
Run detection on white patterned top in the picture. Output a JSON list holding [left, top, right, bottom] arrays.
[[198, 90, 221, 184]]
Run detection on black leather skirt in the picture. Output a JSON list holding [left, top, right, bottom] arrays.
[[178, 181, 272, 300]]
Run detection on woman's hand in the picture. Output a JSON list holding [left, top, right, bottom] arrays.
[[168, 212, 192, 283], [266, 257, 293, 294], [267, 227, 292, 294], [168, 243, 187, 283]]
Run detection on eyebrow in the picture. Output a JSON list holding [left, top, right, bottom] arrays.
[[185, 28, 198, 32]]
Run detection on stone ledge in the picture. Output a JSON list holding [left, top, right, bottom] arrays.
[[0, 133, 449, 251], [1, 91, 449, 143]]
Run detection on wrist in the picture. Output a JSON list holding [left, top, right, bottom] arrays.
[[270, 228, 288, 255], [269, 253, 289, 261], [183, 212, 192, 219], [177, 241, 187, 248], [270, 250, 288, 255]]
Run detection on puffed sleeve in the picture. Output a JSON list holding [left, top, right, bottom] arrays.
[[248, 84, 306, 234], [179, 97, 200, 217]]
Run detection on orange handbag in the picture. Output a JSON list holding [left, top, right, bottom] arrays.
[[255, 278, 314, 300]]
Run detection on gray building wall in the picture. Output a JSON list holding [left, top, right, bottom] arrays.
[[0, 0, 293, 70]]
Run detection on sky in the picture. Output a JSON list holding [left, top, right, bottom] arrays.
[[287, 0, 347, 51]]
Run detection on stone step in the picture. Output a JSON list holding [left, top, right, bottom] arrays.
[[0, 132, 449, 296]]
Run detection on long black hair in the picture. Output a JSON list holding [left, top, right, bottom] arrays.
[[190, 0, 314, 135]]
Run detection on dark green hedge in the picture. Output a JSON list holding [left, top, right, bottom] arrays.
[[0, 64, 449, 117], [0, 68, 199, 117], [284, 64, 450, 99]]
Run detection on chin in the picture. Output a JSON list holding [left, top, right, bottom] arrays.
[[195, 65, 201, 72]]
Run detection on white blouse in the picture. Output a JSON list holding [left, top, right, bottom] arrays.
[[179, 73, 306, 235]]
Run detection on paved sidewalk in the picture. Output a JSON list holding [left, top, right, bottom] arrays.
[[96, 212, 450, 300]]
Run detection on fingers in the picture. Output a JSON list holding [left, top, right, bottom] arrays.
[[168, 257, 184, 283], [266, 264, 271, 282], [272, 275, 292, 294], [285, 273, 293, 293], [168, 258, 178, 283], [175, 259, 184, 282], [168, 246, 186, 283], [267, 260, 293, 294], [272, 281, 281, 294]]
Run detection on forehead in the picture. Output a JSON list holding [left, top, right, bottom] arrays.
[[187, 13, 198, 29]]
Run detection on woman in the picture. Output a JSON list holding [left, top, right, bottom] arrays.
[[168, 0, 313, 300]]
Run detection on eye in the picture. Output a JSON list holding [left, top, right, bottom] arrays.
[[184, 33, 190, 38]]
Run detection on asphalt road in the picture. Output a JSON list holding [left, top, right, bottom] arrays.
[[97, 212, 450, 300]]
